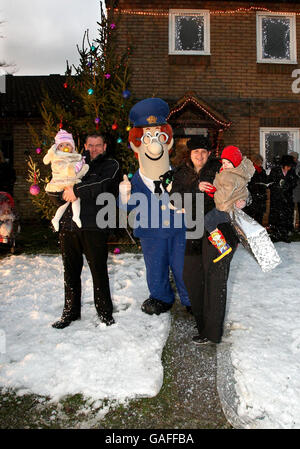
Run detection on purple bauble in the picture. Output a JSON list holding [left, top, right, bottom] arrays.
[[36, 148, 42, 154], [30, 184, 40, 195], [113, 248, 120, 254]]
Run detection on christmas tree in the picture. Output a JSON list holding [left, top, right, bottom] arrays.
[[27, 1, 136, 220]]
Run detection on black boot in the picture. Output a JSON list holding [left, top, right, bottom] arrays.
[[98, 314, 115, 326], [52, 314, 80, 329], [141, 298, 172, 315], [192, 335, 211, 345]]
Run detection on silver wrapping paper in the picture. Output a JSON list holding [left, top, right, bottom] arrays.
[[230, 208, 281, 273]]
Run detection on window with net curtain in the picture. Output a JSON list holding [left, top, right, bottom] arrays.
[[260, 128, 299, 170], [257, 12, 297, 64], [169, 10, 210, 55]]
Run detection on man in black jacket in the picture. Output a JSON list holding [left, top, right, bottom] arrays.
[[52, 134, 121, 329], [268, 154, 298, 242]]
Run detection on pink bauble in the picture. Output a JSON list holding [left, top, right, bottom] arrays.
[[30, 184, 40, 195], [113, 248, 120, 254], [36, 147, 42, 154]]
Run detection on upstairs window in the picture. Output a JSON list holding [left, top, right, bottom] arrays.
[[169, 9, 210, 55], [257, 12, 297, 64]]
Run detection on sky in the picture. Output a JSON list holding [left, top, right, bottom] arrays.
[[0, 0, 104, 75]]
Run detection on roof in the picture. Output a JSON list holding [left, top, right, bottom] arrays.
[[106, 0, 300, 8], [168, 93, 231, 130], [0, 75, 68, 118]]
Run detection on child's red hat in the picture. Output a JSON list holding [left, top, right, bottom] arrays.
[[221, 146, 243, 167]]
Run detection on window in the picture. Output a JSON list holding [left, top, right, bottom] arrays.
[[169, 9, 210, 55], [184, 128, 208, 136], [260, 128, 299, 169], [256, 12, 297, 64], [0, 135, 13, 166]]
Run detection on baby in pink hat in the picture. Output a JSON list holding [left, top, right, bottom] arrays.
[[43, 129, 89, 231]]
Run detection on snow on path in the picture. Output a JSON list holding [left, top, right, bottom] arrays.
[[0, 254, 170, 403], [218, 242, 300, 429]]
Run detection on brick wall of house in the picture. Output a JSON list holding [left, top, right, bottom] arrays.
[[114, 0, 300, 98], [111, 0, 300, 155], [13, 119, 43, 220], [209, 98, 300, 154]]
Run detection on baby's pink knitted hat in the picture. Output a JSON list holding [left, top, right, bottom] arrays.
[[55, 129, 75, 150]]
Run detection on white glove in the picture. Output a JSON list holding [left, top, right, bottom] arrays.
[[119, 174, 131, 204], [43, 144, 56, 165]]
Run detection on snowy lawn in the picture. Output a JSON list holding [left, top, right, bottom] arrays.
[[218, 242, 300, 429], [0, 254, 170, 404], [1, 244, 300, 429]]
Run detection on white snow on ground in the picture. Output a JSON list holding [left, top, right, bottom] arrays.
[[0, 244, 300, 428], [218, 242, 300, 429], [0, 254, 170, 404]]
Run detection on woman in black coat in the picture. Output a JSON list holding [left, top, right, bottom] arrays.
[[169, 136, 239, 345]]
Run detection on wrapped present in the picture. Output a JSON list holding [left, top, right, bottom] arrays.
[[229, 207, 281, 272]]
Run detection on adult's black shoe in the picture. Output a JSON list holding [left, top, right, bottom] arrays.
[[98, 315, 115, 326], [52, 315, 80, 329], [141, 298, 172, 315], [192, 335, 212, 345]]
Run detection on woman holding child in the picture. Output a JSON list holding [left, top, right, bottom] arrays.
[[170, 135, 253, 345]]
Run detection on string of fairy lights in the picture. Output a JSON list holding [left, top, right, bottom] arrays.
[[167, 96, 230, 156], [167, 96, 231, 129], [107, 6, 300, 17]]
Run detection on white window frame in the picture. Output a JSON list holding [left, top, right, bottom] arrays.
[[256, 12, 297, 64], [184, 128, 208, 136], [169, 9, 210, 55], [260, 127, 300, 169]]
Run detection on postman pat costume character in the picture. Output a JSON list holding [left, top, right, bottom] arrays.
[[119, 98, 190, 315], [43, 130, 89, 231]]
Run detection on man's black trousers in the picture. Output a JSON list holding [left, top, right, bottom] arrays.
[[59, 229, 113, 320]]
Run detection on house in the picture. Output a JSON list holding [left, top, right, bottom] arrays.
[[107, 0, 300, 166], [1, 0, 300, 222]]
